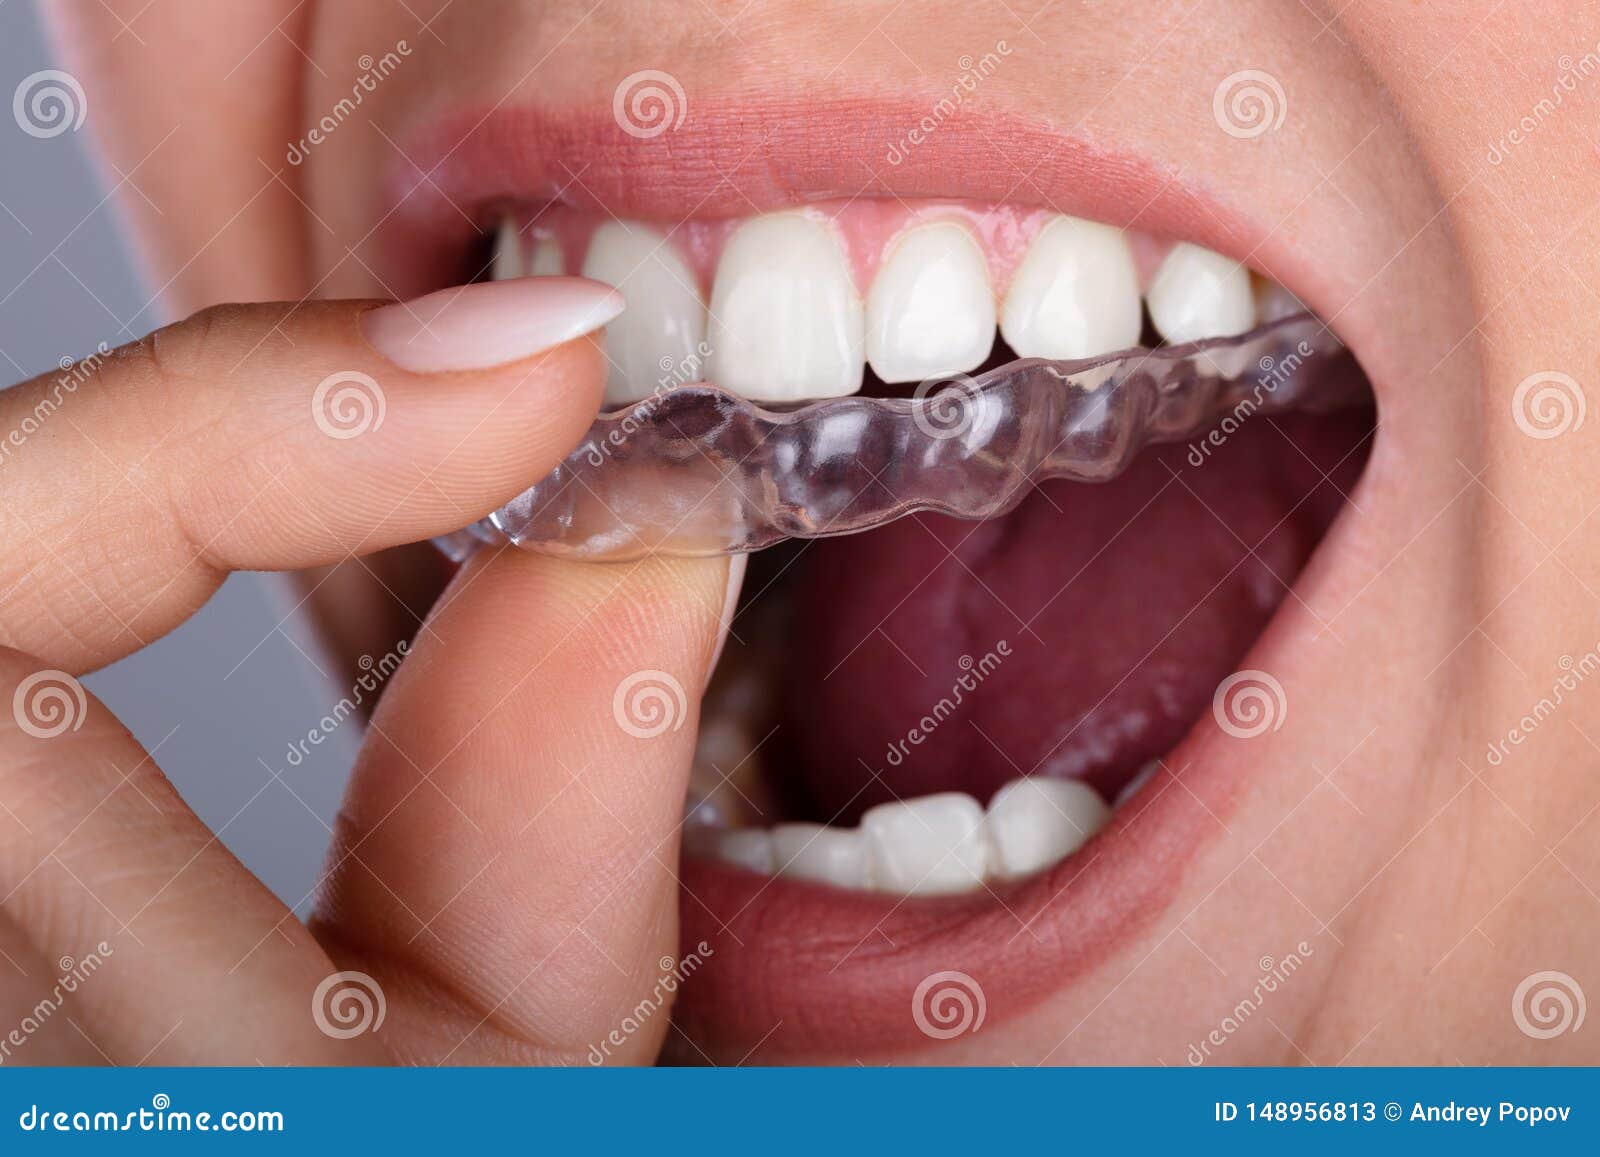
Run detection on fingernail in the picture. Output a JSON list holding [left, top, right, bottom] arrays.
[[362, 277, 625, 373], [705, 553, 748, 686]]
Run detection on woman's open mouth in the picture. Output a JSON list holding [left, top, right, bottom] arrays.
[[381, 100, 1382, 1063]]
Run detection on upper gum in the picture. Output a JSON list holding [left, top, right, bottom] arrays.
[[520, 200, 1179, 299]]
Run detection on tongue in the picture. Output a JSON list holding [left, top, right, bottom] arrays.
[[772, 410, 1373, 824]]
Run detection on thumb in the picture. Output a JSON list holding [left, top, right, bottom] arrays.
[[0, 277, 621, 670], [314, 548, 741, 1065]]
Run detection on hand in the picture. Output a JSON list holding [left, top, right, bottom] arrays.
[[0, 279, 737, 1065]]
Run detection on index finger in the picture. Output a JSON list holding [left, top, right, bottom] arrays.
[[0, 277, 620, 671]]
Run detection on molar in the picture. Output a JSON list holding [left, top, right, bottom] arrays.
[[1252, 273, 1304, 323]]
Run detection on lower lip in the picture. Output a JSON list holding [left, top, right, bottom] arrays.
[[673, 713, 1244, 1060]]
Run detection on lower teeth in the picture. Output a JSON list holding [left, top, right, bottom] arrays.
[[689, 776, 1118, 896], [682, 663, 1146, 897], [441, 312, 1355, 563]]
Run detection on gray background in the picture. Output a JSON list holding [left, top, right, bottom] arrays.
[[0, 3, 353, 913]]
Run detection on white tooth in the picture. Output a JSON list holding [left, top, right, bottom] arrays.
[[706, 212, 864, 400], [985, 778, 1111, 880], [771, 823, 871, 889], [1146, 242, 1256, 344], [713, 829, 774, 875], [1252, 273, 1304, 323], [862, 793, 989, 895], [491, 218, 523, 281], [581, 220, 708, 406], [529, 236, 564, 277], [866, 222, 994, 383], [999, 215, 1142, 360]]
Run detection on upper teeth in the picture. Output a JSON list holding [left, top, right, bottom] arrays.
[[707, 212, 865, 400], [580, 220, 708, 405], [866, 220, 996, 384], [998, 215, 1143, 361], [491, 218, 525, 282], [707, 777, 1112, 895], [489, 209, 1272, 407], [1145, 241, 1256, 344]]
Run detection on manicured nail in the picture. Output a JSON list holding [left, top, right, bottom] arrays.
[[362, 277, 625, 373]]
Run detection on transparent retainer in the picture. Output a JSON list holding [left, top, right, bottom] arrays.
[[438, 313, 1356, 563]]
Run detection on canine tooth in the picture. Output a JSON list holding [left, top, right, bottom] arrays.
[[1146, 242, 1256, 344], [862, 792, 989, 895], [772, 823, 871, 889], [999, 215, 1142, 360], [529, 236, 564, 277], [491, 218, 523, 281], [985, 778, 1110, 880], [707, 212, 864, 400], [582, 220, 708, 406], [866, 221, 995, 383], [713, 829, 775, 875]]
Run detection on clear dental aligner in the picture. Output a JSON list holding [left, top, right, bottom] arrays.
[[440, 314, 1353, 563]]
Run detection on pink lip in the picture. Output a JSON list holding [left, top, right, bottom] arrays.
[[380, 98, 1352, 1061], [674, 757, 1238, 1061], [378, 97, 1328, 308]]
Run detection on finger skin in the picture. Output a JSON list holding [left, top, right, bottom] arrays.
[[313, 550, 733, 1066], [0, 299, 604, 672], [0, 647, 387, 1064]]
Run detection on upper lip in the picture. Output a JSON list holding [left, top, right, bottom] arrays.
[[381, 96, 1360, 346], [380, 96, 1383, 1062]]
